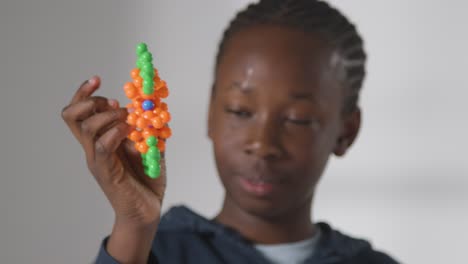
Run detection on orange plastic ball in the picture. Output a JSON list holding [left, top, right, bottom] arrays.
[[152, 97, 161, 106], [124, 82, 137, 99], [155, 80, 166, 90], [129, 130, 142, 142], [159, 111, 171, 123], [131, 68, 140, 79], [136, 117, 149, 129], [142, 111, 154, 120], [132, 100, 142, 109], [127, 113, 138, 126], [159, 126, 172, 139], [141, 129, 150, 139], [160, 102, 168, 111], [157, 86, 169, 98], [136, 141, 148, 153], [157, 139, 166, 152], [143, 127, 158, 138], [151, 117, 164, 129], [152, 107, 161, 115], [123, 82, 136, 91], [133, 77, 143, 88], [134, 108, 143, 116], [125, 89, 137, 99], [153, 76, 161, 84]]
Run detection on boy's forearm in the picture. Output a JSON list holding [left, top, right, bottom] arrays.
[[106, 220, 158, 264]]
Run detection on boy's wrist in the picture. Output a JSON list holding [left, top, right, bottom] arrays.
[[106, 218, 159, 264]]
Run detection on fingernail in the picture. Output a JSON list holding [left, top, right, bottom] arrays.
[[108, 99, 120, 109], [88, 76, 97, 85], [108, 99, 115, 107]]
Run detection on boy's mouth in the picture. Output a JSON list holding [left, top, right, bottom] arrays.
[[238, 176, 276, 197], [234, 160, 288, 196]]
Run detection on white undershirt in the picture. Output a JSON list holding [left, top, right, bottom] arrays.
[[254, 228, 321, 264]]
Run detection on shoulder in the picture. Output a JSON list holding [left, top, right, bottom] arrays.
[[151, 206, 215, 259], [158, 205, 215, 233], [315, 222, 400, 264], [346, 249, 400, 264], [155, 205, 229, 242], [151, 206, 256, 263]]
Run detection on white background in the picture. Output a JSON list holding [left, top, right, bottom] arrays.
[[1, 0, 467, 263]]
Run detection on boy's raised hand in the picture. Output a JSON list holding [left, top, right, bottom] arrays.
[[61, 76, 166, 263]]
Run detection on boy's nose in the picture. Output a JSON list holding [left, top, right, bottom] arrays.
[[244, 119, 283, 160]]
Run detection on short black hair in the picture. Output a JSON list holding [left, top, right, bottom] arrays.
[[214, 0, 367, 113]]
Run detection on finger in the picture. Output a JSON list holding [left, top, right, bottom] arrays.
[[96, 109, 128, 138], [63, 96, 110, 122], [69, 76, 101, 105], [94, 122, 130, 165], [62, 96, 112, 140], [116, 138, 144, 181], [89, 122, 131, 185], [81, 108, 128, 159]]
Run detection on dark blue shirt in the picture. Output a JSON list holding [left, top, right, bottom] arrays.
[[96, 206, 399, 263]]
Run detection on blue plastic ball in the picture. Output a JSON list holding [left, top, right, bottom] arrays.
[[142, 100, 155, 111]]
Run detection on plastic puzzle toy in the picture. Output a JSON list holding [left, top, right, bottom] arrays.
[[124, 43, 171, 179]]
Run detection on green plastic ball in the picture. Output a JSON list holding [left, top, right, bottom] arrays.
[[141, 63, 153, 74], [143, 88, 153, 95], [136, 43, 148, 56], [147, 68, 155, 78], [140, 51, 153, 62], [146, 136, 158, 147], [143, 80, 154, 91], [147, 161, 158, 171], [147, 155, 160, 164], [148, 164, 160, 179], [139, 57, 148, 67], [140, 72, 152, 82], [146, 147, 160, 160]]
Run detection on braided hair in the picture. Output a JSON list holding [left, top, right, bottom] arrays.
[[214, 0, 367, 113]]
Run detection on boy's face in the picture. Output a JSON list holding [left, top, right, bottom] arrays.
[[209, 25, 359, 218]]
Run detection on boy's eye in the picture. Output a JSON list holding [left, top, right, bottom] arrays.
[[287, 119, 311, 125], [225, 107, 252, 118], [286, 118, 317, 127]]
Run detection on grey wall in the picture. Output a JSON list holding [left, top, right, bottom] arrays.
[[1, 0, 466, 263]]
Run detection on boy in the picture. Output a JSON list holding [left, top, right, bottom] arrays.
[[61, 0, 399, 263]]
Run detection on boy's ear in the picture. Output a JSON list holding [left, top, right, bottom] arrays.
[[333, 108, 361, 156], [207, 96, 214, 140]]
